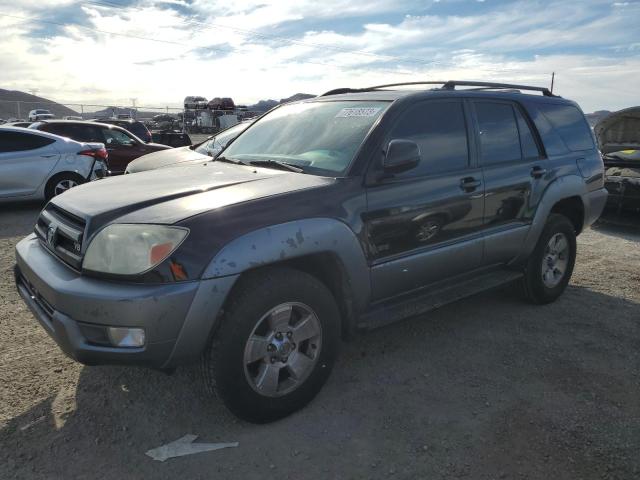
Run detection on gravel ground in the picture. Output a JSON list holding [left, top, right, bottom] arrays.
[[1, 203, 639, 480]]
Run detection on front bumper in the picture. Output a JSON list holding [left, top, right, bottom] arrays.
[[15, 234, 237, 368]]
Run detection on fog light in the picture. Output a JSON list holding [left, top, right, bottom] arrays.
[[107, 327, 145, 347]]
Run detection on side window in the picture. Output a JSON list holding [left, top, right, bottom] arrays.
[[103, 128, 136, 146], [475, 102, 521, 165], [525, 103, 569, 156], [514, 107, 542, 160], [74, 125, 103, 143], [537, 103, 594, 151], [0, 131, 55, 152], [388, 100, 469, 176]]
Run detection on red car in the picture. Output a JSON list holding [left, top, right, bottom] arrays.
[[30, 120, 171, 174]]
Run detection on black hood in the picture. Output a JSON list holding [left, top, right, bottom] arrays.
[[51, 162, 334, 238]]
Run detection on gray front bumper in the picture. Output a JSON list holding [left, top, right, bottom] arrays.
[[15, 234, 237, 368]]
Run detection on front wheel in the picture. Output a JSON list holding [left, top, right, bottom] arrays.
[[521, 214, 577, 304], [201, 267, 341, 423]]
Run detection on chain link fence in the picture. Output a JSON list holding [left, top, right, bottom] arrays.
[[0, 99, 262, 135]]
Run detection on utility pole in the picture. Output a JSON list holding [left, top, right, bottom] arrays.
[[130, 98, 137, 119], [550, 72, 555, 94]]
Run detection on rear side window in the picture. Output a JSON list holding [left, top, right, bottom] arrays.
[[0, 131, 55, 152], [537, 103, 594, 151], [475, 102, 521, 165], [389, 100, 469, 176]]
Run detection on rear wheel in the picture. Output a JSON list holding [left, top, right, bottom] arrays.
[[45, 172, 85, 200], [521, 214, 577, 304], [201, 267, 341, 423]]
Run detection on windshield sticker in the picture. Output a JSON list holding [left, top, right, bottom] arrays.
[[335, 107, 381, 118]]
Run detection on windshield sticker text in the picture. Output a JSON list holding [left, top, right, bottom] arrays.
[[335, 107, 381, 118]]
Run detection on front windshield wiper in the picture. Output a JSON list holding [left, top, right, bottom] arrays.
[[248, 160, 304, 173], [216, 156, 247, 165]]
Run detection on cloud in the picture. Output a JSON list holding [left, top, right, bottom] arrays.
[[0, 0, 638, 112]]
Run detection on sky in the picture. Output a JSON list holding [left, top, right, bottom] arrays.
[[0, 0, 638, 112]]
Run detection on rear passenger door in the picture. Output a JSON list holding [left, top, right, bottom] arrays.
[[470, 100, 549, 265], [0, 131, 59, 198], [364, 99, 485, 301]]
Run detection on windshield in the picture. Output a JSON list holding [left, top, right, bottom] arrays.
[[221, 101, 389, 175], [195, 121, 251, 156]]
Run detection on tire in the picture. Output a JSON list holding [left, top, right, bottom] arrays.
[[521, 213, 577, 304], [201, 267, 341, 423], [45, 172, 85, 200]]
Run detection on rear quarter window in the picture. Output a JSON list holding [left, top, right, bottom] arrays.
[[0, 131, 55, 152], [537, 103, 594, 152]]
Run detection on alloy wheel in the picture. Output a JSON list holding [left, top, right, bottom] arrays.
[[243, 302, 322, 397], [541, 232, 570, 288]]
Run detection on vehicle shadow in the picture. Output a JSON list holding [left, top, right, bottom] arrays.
[[0, 201, 44, 240], [593, 214, 640, 242], [2, 284, 639, 479]]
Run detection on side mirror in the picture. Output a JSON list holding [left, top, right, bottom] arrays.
[[383, 139, 420, 174]]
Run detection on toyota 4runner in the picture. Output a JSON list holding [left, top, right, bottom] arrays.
[[15, 81, 607, 422]]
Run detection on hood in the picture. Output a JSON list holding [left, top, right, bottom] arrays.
[[594, 106, 640, 154], [147, 142, 174, 150], [51, 162, 334, 237], [126, 146, 206, 173]]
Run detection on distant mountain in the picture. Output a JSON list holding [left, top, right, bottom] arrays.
[[585, 110, 611, 127], [248, 93, 315, 112], [0, 89, 78, 120]]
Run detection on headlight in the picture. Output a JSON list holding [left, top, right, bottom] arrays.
[[83, 224, 188, 275]]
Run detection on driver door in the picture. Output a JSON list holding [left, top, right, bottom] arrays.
[[363, 99, 485, 301]]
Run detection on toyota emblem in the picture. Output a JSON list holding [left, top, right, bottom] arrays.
[[47, 225, 57, 247]]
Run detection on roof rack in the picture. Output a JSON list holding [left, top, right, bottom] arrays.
[[441, 80, 555, 97], [320, 80, 556, 97]]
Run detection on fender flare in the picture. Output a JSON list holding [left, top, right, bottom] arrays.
[[514, 174, 586, 263], [202, 218, 371, 312]]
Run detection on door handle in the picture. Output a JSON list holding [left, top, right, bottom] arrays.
[[40, 154, 57, 158], [460, 177, 481, 192], [531, 166, 547, 179]]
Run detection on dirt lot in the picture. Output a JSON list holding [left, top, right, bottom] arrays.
[[1, 203, 639, 480]]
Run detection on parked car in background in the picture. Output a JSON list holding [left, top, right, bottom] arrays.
[[63, 116, 83, 121], [208, 97, 235, 110], [0, 127, 107, 201], [150, 131, 192, 148], [184, 96, 208, 109], [28, 109, 54, 121], [94, 118, 153, 143], [125, 120, 254, 173], [594, 106, 640, 213], [29, 120, 171, 174], [150, 114, 177, 130], [14, 81, 607, 422]]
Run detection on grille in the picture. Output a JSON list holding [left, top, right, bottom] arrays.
[[35, 204, 86, 270]]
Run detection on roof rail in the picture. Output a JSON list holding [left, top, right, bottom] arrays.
[[441, 80, 555, 97], [320, 80, 557, 97]]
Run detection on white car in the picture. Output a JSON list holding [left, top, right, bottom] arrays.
[[0, 127, 108, 201], [28, 109, 54, 121]]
